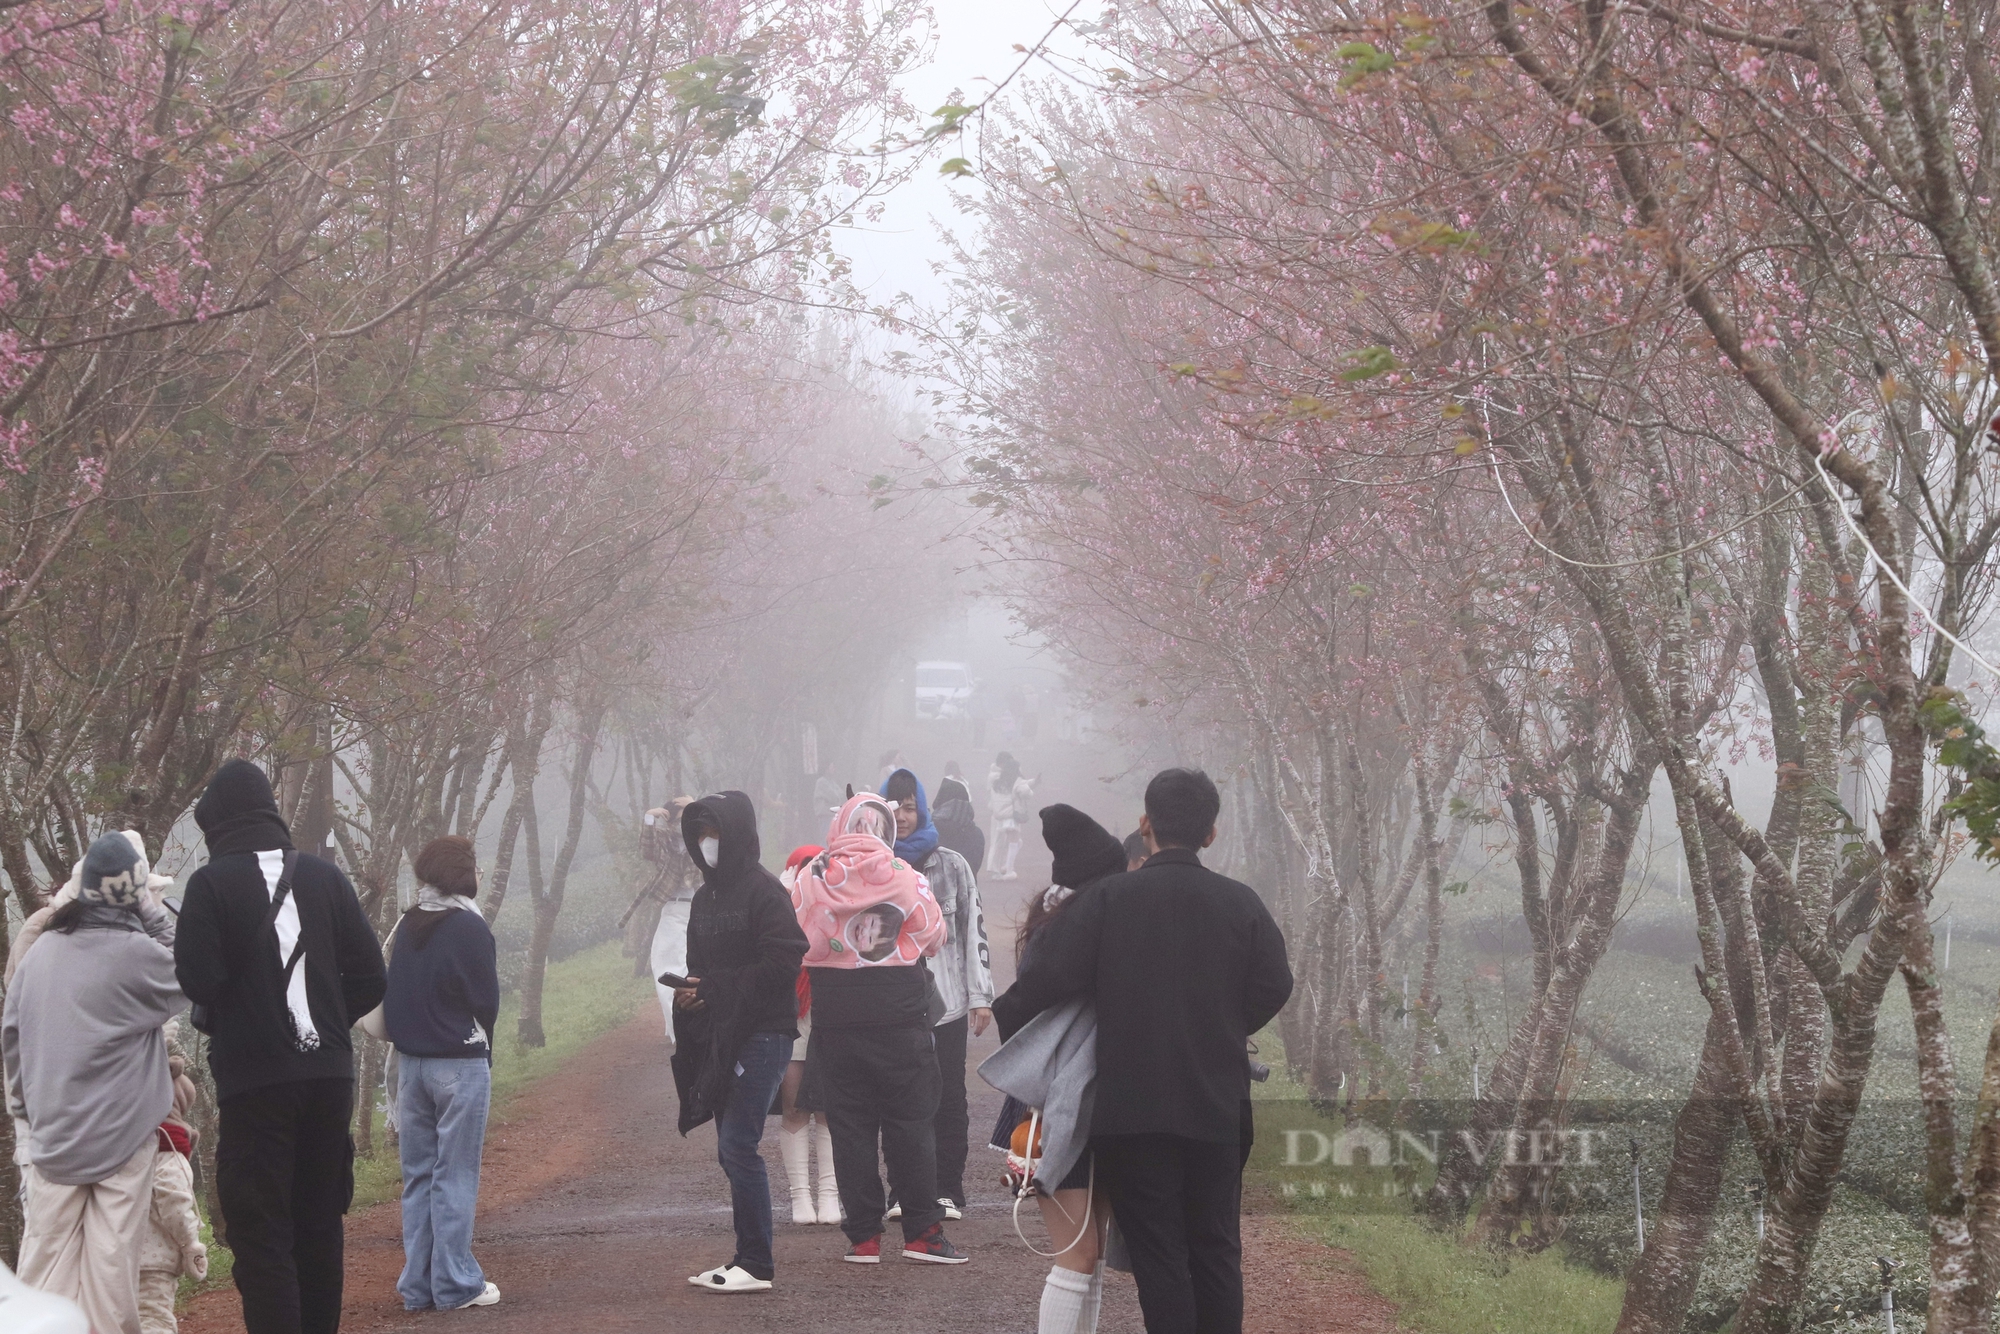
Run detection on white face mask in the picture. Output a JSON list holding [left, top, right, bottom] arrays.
[[699, 836, 720, 867]]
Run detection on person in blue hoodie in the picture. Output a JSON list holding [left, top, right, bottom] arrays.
[[383, 835, 501, 1313], [881, 767, 991, 1220]]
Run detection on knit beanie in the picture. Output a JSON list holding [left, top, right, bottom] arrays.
[[1040, 804, 1125, 891], [78, 830, 148, 908]]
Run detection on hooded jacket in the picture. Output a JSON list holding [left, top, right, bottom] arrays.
[[173, 760, 386, 1100], [3, 904, 183, 1184], [671, 791, 807, 1133], [793, 794, 944, 969], [931, 776, 986, 875], [383, 896, 499, 1062], [796, 794, 947, 1030], [886, 768, 992, 1025], [886, 769, 941, 866]]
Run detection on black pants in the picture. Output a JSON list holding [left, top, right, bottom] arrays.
[[1094, 1133, 1245, 1334], [932, 1015, 970, 1206], [817, 1024, 943, 1243], [217, 1078, 356, 1334]]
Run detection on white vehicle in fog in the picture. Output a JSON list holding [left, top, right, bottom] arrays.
[[915, 660, 974, 720]]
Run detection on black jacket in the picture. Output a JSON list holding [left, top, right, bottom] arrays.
[[175, 764, 385, 1101], [805, 964, 934, 1030], [671, 790, 806, 1133], [932, 779, 986, 875], [992, 847, 1293, 1144]]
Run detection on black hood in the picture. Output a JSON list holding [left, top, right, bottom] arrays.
[[1040, 803, 1125, 890], [933, 777, 975, 815], [682, 790, 762, 886], [195, 759, 294, 860]]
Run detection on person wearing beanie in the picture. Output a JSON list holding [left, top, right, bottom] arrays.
[[987, 804, 1127, 1334], [385, 835, 501, 1312], [774, 845, 841, 1226], [3, 829, 183, 1334], [5, 830, 175, 988], [994, 769, 1294, 1334], [880, 767, 991, 1223], [137, 1043, 208, 1334], [173, 758, 386, 1334]]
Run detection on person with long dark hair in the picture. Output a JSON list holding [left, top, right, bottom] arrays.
[[987, 805, 1126, 1334]]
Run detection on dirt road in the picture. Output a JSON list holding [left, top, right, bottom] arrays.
[[178, 1006, 1393, 1333]]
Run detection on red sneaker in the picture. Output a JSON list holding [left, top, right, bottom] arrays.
[[901, 1223, 971, 1264], [843, 1235, 881, 1264]]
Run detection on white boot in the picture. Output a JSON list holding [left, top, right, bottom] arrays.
[[813, 1117, 843, 1224], [779, 1125, 815, 1225]]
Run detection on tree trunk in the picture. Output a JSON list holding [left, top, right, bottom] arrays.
[[516, 800, 548, 1046], [1615, 1011, 1738, 1334], [1476, 763, 1650, 1245], [517, 698, 605, 1047], [483, 700, 551, 927], [1905, 924, 1983, 1331]]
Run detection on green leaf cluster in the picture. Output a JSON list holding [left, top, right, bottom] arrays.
[[1925, 689, 2000, 862]]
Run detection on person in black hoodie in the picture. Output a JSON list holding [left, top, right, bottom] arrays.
[[670, 791, 808, 1295], [931, 773, 986, 875], [993, 769, 1293, 1334], [173, 759, 387, 1334]]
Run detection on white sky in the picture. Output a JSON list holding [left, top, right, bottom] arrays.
[[833, 0, 1100, 313]]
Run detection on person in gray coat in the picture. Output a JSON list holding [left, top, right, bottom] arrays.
[[3, 831, 183, 1334]]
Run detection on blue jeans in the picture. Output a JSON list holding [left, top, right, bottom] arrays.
[[396, 1055, 491, 1310], [717, 1031, 793, 1280]]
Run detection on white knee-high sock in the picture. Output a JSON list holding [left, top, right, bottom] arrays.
[[813, 1115, 842, 1223], [1076, 1260, 1105, 1333], [779, 1125, 815, 1223], [1040, 1267, 1092, 1334]]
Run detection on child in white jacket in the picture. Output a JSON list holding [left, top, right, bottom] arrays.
[[136, 1052, 207, 1334]]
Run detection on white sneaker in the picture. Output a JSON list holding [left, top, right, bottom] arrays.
[[816, 1189, 844, 1224], [455, 1282, 500, 1309], [885, 1202, 903, 1220], [940, 1198, 963, 1220], [690, 1264, 772, 1293]]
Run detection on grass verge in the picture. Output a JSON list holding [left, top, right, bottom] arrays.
[[1295, 1210, 1625, 1334], [1249, 1025, 1624, 1334]]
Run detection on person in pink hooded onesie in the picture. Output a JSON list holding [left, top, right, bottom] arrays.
[[791, 795, 970, 1267], [793, 796, 945, 968]]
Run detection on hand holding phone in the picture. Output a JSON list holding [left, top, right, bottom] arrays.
[[660, 972, 704, 1011]]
